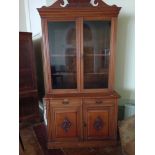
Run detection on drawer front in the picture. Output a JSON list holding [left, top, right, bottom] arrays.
[[49, 98, 82, 142], [50, 98, 81, 106], [83, 98, 115, 105], [83, 98, 117, 140]]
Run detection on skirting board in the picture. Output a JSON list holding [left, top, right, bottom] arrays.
[[47, 140, 118, 149]]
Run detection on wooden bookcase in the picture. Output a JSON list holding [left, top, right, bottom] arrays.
[[38, 0, 121, 148], [19, 32, 39, 121]]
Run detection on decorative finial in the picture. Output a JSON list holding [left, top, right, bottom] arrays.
[[60, 0, 69, 7], [90, 0, 99, 6]]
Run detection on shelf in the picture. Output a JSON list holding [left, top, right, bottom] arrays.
[[52, 73, 76, 76], [84, 54, 110, 56], [84, 72, 108, 75], [52, 54, 76, 57]]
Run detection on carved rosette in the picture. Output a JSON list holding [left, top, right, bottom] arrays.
[[60, 0, 69, 7], [61, 117, 72, 132], [90, 0, 99, 6], [93, 116, 103, 130]]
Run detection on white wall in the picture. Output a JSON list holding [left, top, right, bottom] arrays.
[[19, 0, 27, 31], [19, 0, 46, 36], [28, 0, 46, 36], [46, 0, 57, 6]]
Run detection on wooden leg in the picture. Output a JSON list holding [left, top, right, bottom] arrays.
[[19, 133, 24, 151]]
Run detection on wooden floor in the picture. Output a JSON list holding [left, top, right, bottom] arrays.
[[20, 122, 123, 155]]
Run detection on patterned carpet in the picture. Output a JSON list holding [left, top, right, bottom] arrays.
[[20, 123, 123, 155]]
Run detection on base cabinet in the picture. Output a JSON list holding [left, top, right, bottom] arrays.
[[45, 97, 118, 148]]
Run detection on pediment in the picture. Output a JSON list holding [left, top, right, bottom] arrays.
[[39, 0, 120, 9], [38, 0, 121, 18]]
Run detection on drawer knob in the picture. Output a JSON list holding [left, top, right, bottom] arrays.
[[96, 100, 102, 104], [63, 99, 69, 104]]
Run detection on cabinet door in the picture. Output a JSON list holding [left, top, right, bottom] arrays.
[[82, 20, 111, 90], [47, 21, 80, 92], [83, 99, 117, 140], [49, 99, 82, 141]]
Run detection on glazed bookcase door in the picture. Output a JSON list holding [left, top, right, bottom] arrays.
[[82, 20, 112, 91], [47, 20, 80, 92]]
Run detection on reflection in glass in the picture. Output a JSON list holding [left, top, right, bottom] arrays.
[[83, 21, 111, 89], [48, 22, 77, 89]]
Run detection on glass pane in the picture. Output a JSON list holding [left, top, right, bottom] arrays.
[[83, 21, 111, 89], [48, 21, 77, 89]]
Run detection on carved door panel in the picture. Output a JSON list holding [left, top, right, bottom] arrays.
[[49, 99, 82, 141], [83, 99, 116, 140], [86, 110, 109, 139]]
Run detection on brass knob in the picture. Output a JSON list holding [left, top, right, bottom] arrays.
[[63, 99, 69, 104], [96, 100, 102, 104]]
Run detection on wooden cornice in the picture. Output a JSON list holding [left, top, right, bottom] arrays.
[[38, 0, 121, 18]]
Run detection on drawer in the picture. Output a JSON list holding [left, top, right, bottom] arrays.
[[50, 98, 81, 107], [83, 98, 115, 106]]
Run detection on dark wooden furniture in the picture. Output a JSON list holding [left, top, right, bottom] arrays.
[[19, 133, 24, 151], [38, 0, 121, 148], [19, 32, 39, 121]]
